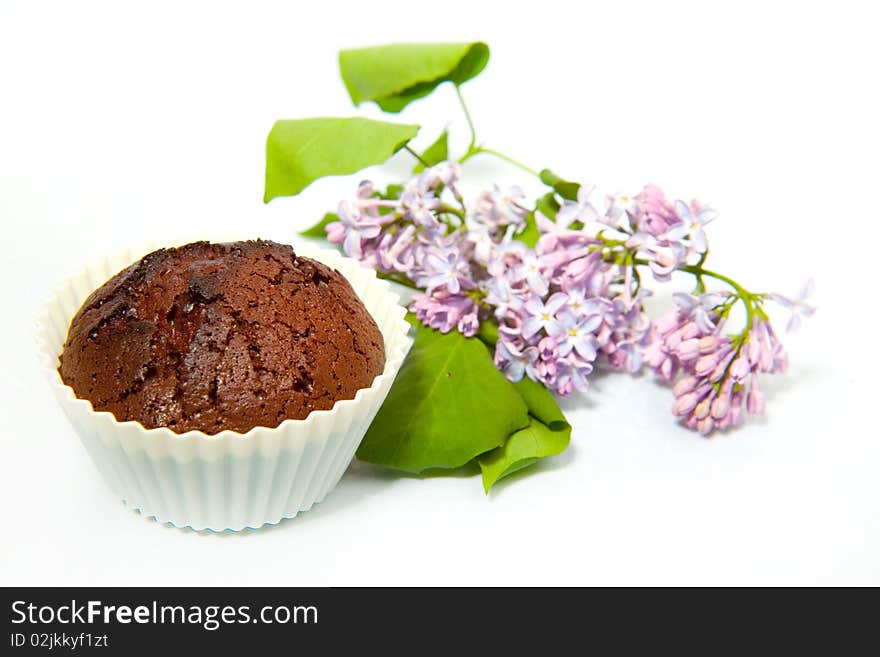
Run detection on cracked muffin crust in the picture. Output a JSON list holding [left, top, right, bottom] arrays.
[[58, 240, 386, 434]]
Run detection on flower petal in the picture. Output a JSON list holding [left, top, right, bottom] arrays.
[[522, 316, 543, 339], [664, 223, 689, 241], [697, 208, 718, 225], [798, 277, 815, 302], [674, 200, 692, 221], [673, 292, 697, 313], [577, 184, 596, 206], [505, 360, 526, 382], [524, 296, 544, 315], [691, 228, 708, 253], [579, 314, 603, 333], [546, 292, 569, 314], [626, 232, 655, 248], [574, 337, 598, 361], [534, 210, 555, 233]]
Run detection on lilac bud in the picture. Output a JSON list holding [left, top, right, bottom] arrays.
[[664, 330, 683, 350], [695, 353, 719, 377], [673, 375, 699, 397], [697, 416, 714, 436], [710, 393, 730, 420], [676, 338, 701, 361], [673, 391, 699, 416], [538, 336, 558, 361], [746, 375, 766, 414], [746, 389, 765, 415], [652, 312, 679, 336], [708, 349, 735, 383], [747, 336, 762, 366], [457, 313, 479, 338], [698, 336, 718, 354], [679, 321, 700, 340], [729, 400, 744, 426], [694, 398, 712, 420], [533, 360, 557, 385], [658, 357, 677, 381], [729, 355, 751, 381], [709, 361, 728, 383], [326, 220, 346, 244]]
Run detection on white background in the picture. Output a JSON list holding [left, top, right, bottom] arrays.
[[1, 0, 877, 586]]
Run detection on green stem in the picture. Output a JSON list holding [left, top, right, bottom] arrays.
[[404, 144, 430, 168], [679, 265, 749, 300], [679, 266, 768, 327], [439, 203, 465, 220], [459, 146, 540, 177], [455, 85, 477, 151], [451, 89, 540, 179], [632, 256, 762, 330]]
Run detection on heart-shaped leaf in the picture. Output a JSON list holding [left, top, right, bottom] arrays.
[[478, 377, 571, 492], [357, 315, 530, 473], [511, 377, 570, 432], [517, 192, 560, 247], [478, 414, 571, 493], [413, 130, 449, 173], [339, 42, 490, 113], [264, 117, 419, 201], [539, 168, 581, 201]]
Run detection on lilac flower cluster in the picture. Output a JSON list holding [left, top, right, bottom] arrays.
[[644, 293, 789, 434], [327, 163, 659, 395], [325, 161, 810, 434]]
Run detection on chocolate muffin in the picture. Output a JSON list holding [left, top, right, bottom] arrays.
[[58, 240, 386, 434]]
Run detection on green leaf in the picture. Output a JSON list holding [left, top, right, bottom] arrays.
[[539, 168, 581, 201], [264, 117, 419, 202], [479, 377, 571, 492], [478, 415, 571, 493], [413, 130, 449, 173], [517, 193, 560, 248], [475, 320, 499, 348], [339, 42, 490, 113], [536, 193, 561, 219], [299, 212, 339, 238], [517, 214, 540, 248], [512, 378, 569, 431], [357, 315, 530, 473], [383, 183, 404, 199]]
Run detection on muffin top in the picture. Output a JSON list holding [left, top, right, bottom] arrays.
[[58, 240, 385, 434]]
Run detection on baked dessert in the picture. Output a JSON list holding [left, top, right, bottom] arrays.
[[58, 240, 385, 434]]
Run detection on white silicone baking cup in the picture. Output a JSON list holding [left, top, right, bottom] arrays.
[[35, 241, 412, 531]]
